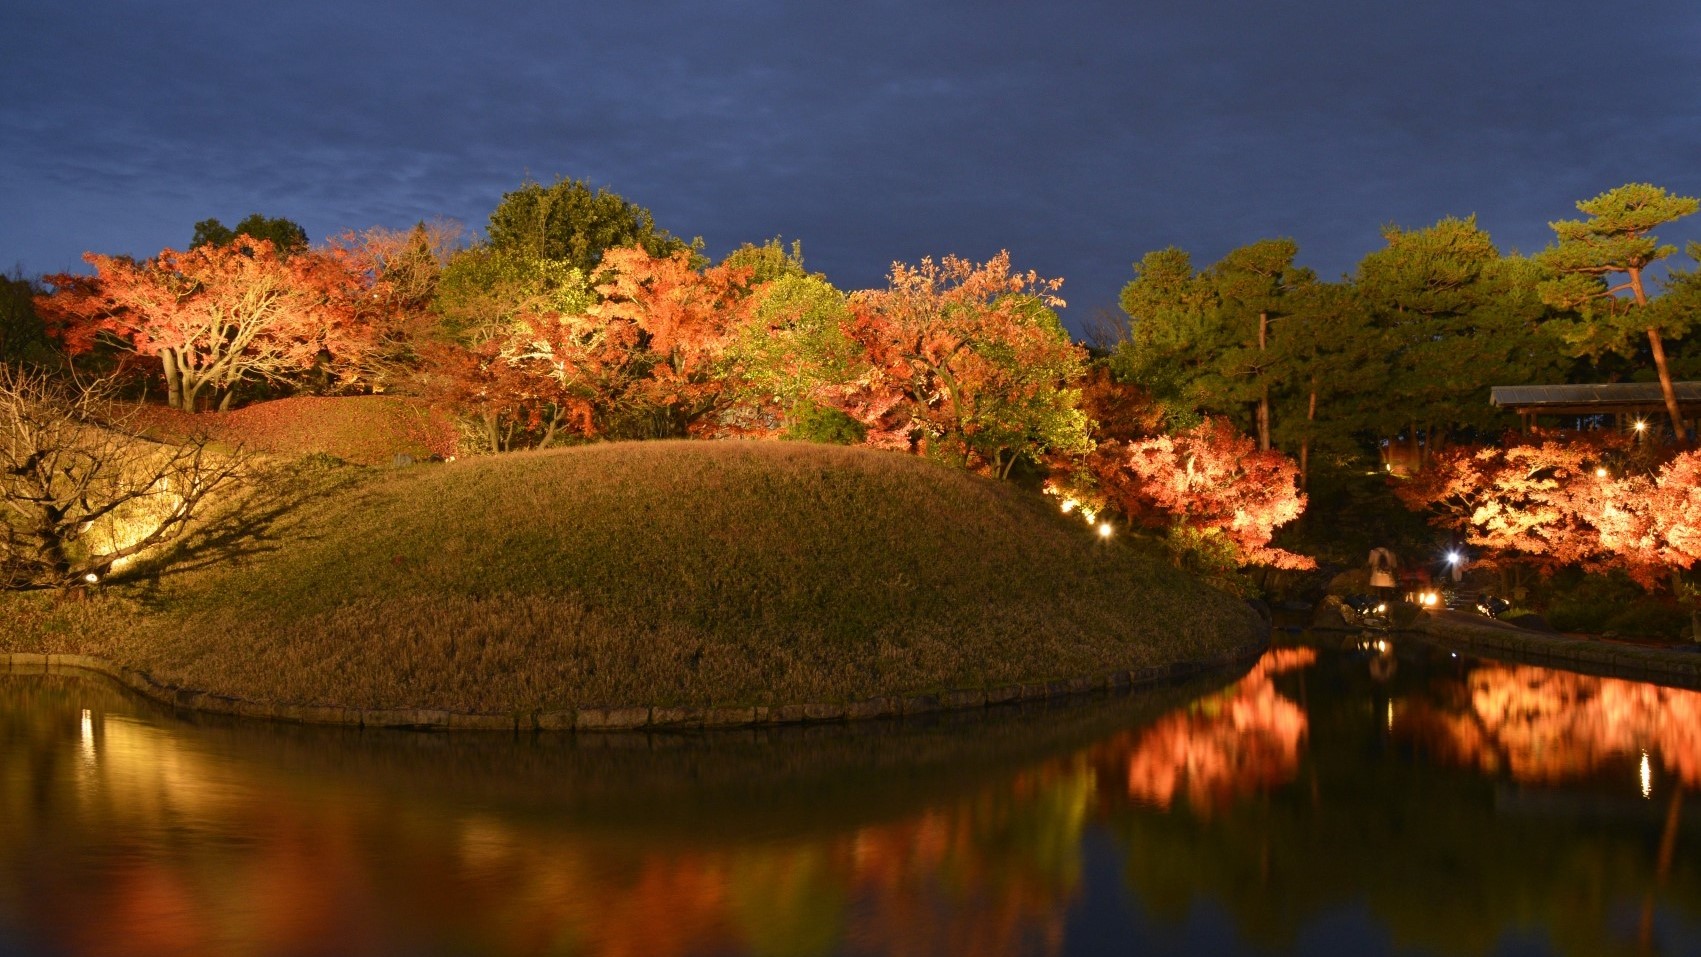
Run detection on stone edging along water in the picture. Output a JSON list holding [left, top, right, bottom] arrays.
[[1, 634, 1270, 732], [1411, 612, 1701, 689]]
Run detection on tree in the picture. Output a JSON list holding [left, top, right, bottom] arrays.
[[1268, 280, 1384, 483], [0, 365, 241, 588], [719, 271, 863, 438], [36, 238, 381, 411], [330, 220, 465, 390], [1115, 241, 1319, 453], [1392, 431, 1684, 586], [191, 213, 309, 255], [1209, 239, 1313, 451], [1355, 216, 1559, 468], [485, 177, 693, 275], [0, 272, 49, 365], [425, 251, 605, 452], [1536, 183, 1700, 439], [1095, 417, 1314, 572], [717, 237, 814, 284], [1113, 248, 1224, 418], [589, 246, 755, 437], [846, 252, 1090, 477]]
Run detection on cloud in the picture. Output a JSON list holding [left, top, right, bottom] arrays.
[[4, 0, 1700, 329]]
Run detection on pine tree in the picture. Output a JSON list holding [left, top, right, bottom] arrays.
[[1536, 183, 1699, 439]]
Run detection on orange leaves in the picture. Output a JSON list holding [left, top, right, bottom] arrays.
[[592, 247, 756, 436], [36, 237, 386, 410], [1094, 418, 1313, 569], [839, 251, 1087, 474], [1396, 432, 1701, 586]]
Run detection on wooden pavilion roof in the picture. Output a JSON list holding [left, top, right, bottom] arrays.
[[1490, 382, 1701, 417]]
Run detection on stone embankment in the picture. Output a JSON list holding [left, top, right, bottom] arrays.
[[1, 630, 1270, 732], [1413, 610, 1701, 688]]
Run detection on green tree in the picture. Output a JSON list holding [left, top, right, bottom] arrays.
[[1113, 247, 1224, 419], [1269, 281, 1384, 482], [484, 176, 692, 274], [721, 272, 862, 436], [1209, 238, 1314, 450], [1354, 216, 1557, 468], [0, 271, 49, 364], [1115, 241, 1315, 451], [432, 247, 595, 344], [1536, 183, 1700, 439], [718, 236, 814, 284], [1655, 243, 1701, 382], [191, 213, 309, 255]]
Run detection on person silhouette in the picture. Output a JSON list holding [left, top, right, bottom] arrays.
[[1368, 547, 1398, 601]]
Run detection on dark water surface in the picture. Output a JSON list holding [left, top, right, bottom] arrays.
[[3, 637, 1699, 957]]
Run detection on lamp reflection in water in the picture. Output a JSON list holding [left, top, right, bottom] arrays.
[[80, 708, 95, 769], [1641, 751, 1653, 799]]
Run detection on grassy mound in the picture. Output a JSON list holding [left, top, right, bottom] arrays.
[[126, 395, 457, 465], [7, 441, 1261, 714]]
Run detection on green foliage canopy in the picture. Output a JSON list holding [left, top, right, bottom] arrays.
[[485, 177, 692, 274], [191, 214, 308, 255]]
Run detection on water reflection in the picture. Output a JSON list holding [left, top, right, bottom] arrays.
[[1107, 648, 1313, 817], [1, 644, 1699, 957], [1396, 663, 1701, 789]]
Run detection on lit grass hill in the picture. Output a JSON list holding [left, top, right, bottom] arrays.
[[7, 441, 1263, 715]]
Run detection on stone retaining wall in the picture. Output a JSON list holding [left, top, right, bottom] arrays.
[[1414, 613, 1701, 689], [1, 633, 1270, 732]]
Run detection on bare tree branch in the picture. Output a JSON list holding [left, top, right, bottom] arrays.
[[0, 364, 245, 589]]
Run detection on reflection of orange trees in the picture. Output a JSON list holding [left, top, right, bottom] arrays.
[[1400, 664, 1701, 787], [1, 695, 1095, 957], [1112, 648, 1315, 816]]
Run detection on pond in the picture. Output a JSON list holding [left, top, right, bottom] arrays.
[[2, 637, 1699, 957]]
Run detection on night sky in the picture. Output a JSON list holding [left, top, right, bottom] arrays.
[[5, 0, 1700, 334]]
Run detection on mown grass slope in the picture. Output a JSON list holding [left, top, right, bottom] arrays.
[[6, 441, 1261, 713], [126, 395, 457, 465]]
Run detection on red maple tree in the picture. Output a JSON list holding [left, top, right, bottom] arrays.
[[836, 252, 1090, 476], [590, 246, 756, 437], [36, 237, 382, 411], [1093, 418, 1313, 569], [1392, 431, 1701, 589]]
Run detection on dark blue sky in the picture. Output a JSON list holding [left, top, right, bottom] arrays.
[[5, 0, 1700, 334]]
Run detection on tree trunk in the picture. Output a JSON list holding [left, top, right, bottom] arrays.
[[1257, 311, 1271, 451], [1299, 387, 1317, 488], [218, 388, 235, 412], [1648, 327, 1686, 441], [161, 351, 184, 411], [1627, 266, 1686, 442], [31, 500, 72, 583]]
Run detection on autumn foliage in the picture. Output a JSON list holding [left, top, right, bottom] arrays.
[[1396, 431, 1701, 588], [1093, 417, 1313, 570], [36, 237, 390, 411], [837, 251, 1090, 475]]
